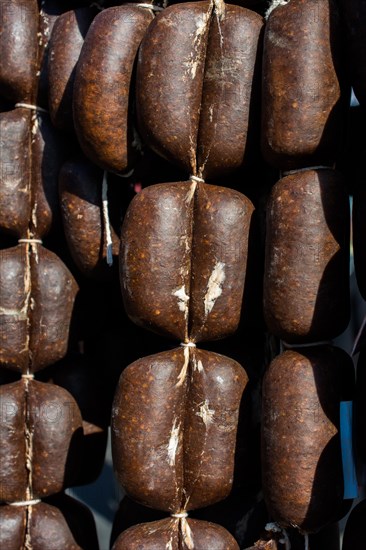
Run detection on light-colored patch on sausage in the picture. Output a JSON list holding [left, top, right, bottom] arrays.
[[181, 517, 194, 549], [172, 285, 190, 318], [31, 202, 37, 229], [0, 307, 28, 320], [204, 261, 226, 315], [180, 234, 191, 255], [216, 375, 224, 384], [266, 0, 290, 19], [196, 400, 215, 426], [167, 419, 180, 466], [166, 536, 174, 550], [192, 356, 204, 373], [183, 8, 212, 80], [176, 346, 190, 386]]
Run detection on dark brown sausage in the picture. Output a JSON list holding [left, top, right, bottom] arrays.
[[0, 0, 38, 103], [0, 379, 82, 501], [73, 6, 154, 172], [112, 347, 247, 512], [29, 245, 79, 371], [59, 158, 120, 280], [0, 109, 31, 238], [262, 346, 354, 533], [137, 2, 263, 177], [120, 181, 254, 342], [0, 501, 93, 550], [0, 244, 79, 373], [264, 169, 350, 344], [112, 517, 239, 549], [30, 112, 65, 239], [262, 0, 347, 169], [196, 5, 263, 177], [48, 8, 95, 130], [0, 109, 63, 240]]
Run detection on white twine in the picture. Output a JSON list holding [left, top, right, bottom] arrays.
[[265, 523, 291, 550], [15, 103, 48, 114], [18, 239, 43, 245], [7, 499, 41, 506], [102, 172, 113, 267], [213, 0, 225, 19], [136, 3, 164, 11], [189, 175, 205, 184], [281, 166, 332, 177], [180, 342, 196, 348], [304, 534, 309, 550], [171, 512, 194, 550], [171, 512, 188, 518], [22, 374, 34, 380], [266, 0, 290, 19]]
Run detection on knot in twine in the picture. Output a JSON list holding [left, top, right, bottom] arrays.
[[189, 175, 205, 184]]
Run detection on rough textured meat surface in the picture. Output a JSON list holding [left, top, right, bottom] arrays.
[[0, 500, 99, 550], [262, 346, 354, 533], [112, 517, 239, 549], [0, 108, 63, 239], [262, 0, 346, 169], [112, 347, 247, 512], [73, 6, 153, 172], [48, 8, 95, 131], [120, 181, 254, 342], [137, 2, 263, 177], [0, 244, 78, 373], [60, 158, 120, 279], [0, 109, 31, 237], [0, 380, 82, 502], [0, 0, 38, 102], [264, 169, 350, 344]]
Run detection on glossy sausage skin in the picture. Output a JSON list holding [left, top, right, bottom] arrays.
[[0, 244, 78, 373], [112, 517, 239, 550], [73, 6, 153, 172], [264, 169, 350, 344], [262, 346, 354, 533], [0, 380, 82, 502], [137, 2, 263, 177], [120, 181, 254, 342], [112, 347, 247, 512], [262, 0, 347, 169]]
